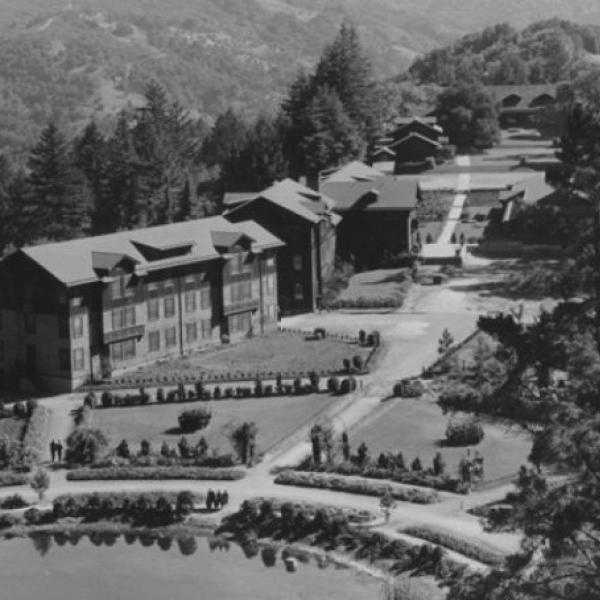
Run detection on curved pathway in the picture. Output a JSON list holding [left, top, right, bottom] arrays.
[[2, 277, 531, 569]]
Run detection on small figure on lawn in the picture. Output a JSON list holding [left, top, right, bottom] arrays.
[[56, 440, 64, 463], [49, 440, 56, 463], [206, 489, 216, 511]]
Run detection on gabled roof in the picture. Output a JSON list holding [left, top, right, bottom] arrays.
[[372, 146, 396, 158], [499, 173, 556, 205], [321, 160, 384, 183], [486, 84, 560, 109], [392, 117, 443, 137], [389, 131, 442, 150], [226, 178, 341, 226], [210, 230, 253, 250], [17, 216, 283, 287], [222, 192, 256, 207], [321, 175, 418, 212], [393, 116, 438, 126]]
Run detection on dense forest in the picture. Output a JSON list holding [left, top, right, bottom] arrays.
[[410, 19, 600, 85]]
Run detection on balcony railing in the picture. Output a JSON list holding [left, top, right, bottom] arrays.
[[103, 324, 145, 344], [223, 298, 259, 316]]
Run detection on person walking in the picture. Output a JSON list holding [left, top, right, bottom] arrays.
[[49, 440, 56, 463], [222, 490, 229, 506], [56, 440, 63, 463]]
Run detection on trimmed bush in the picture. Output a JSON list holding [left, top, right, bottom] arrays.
[[66, 466, 245, 481], [393, 378, 426, 398], [314, 328, 326, 339], [0, 472, 29, 487], [327, 376, 340, 393], [275, 471, 439, 504], [178, 409, 212, 432], [101, 391, 114, 407], [445, 418, 484, 446], [352, 355, 364, 371], [0, 494, 28, 509]]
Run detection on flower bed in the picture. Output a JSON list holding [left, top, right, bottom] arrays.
[[66, 466, 246, 481], [274, 471, 439, 504], [0, 472, 29, 487], [401, 525, 505, 566]]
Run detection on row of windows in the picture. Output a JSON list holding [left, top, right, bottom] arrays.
[[230, 280, 252, 304], [110, 338, 136, 362], [184, 288, 211, 313], [58, 348, 85, 372], [112, 307, 136, 330], [229, 311, 252, 334]]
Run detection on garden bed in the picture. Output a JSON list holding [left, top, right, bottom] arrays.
[[66, 466, 245, 481], [401, 525, 506, 567], [274, 471, 440, 504], [108, 331, 371, 387]]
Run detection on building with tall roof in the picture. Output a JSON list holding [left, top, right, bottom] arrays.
[[225, 178, 340, 314], [320, 162, 419, 269], [0, 216, 283, 392]]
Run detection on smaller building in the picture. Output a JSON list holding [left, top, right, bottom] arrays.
[[225, 179, 340, 315], [321, 162, 419, 269]]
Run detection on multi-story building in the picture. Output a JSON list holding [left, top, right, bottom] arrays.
[[0, 217, 283, 392], [225, 179, 340, 315]]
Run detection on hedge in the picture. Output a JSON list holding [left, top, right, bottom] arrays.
[[274, 471, 439, 504], [325, 297, 402, 309], [54, 490, 201, 506], [0, 472, 29, 487], [66, 466, 246, 481], [402, 525, 505, 567]]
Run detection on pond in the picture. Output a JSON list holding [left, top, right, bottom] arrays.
[[0, 532, 385, 600]]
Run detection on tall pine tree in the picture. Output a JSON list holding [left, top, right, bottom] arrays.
[[27, 123, 88, 241]]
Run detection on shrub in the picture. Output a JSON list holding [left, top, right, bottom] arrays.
[[358, 329, 366, 345], [195, 380, 204, 398], [254, 378, 263, 397], [83, 393, 96, 409], [0, 494, 28, 509], [65, 428, 108, 465], [343, 358, 351, 373], [314, 328, 326, 339], [178, 409, 211, 432], [13, 402, 26, 419], [116, 439, 130, 459], [393, 378, 426, 398], [327, 376, 340, 393], [66, 466, 245, 481], [264, 385, 273, 396], [177, 383, 186, 402], [156, 388, 165, 403], [438, 384, 483, 413], [293, 378, 302, 394], [308, 371, 320, 391], [213, 386, 221, 400], [275, 471, 438, 504], [101, 391, 114, 407], [445, 418, 484, 446], [411, 457, 423, 471], [139, 388, 150, 404], [352, 355, 364, 371], [24, 507, 42, 524], [30, 468, 50, 500]]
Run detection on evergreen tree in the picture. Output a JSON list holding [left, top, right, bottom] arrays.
[[202, 108, 249, 168], [297, 86, 362, 174], [27, 123, 88, 241]]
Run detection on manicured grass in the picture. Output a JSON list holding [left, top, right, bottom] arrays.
[[129, 332, 368, 379], [337, 268, 411, 304], [93, 394, 340, 457], [351, 397, 531, 483]]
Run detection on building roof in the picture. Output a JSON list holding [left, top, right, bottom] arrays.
[[18, 216, 283, 287], [222, 192, 256, 207], [499, 172, 556, 205], [321, 174, 418, 212], [226, 178, 341, 226], [393, 116, 438, 126], [321, 160, 384, 183], [389, 131, 442, 150]]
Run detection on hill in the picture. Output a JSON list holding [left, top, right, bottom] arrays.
[[409, 18, 600, 85], [1, 1, 600, 157]]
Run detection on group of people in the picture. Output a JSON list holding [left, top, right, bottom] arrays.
[[49, 440, 64, 463], [206, 489, 229, 511]]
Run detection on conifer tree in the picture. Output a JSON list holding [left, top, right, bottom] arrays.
[[27, 123, 88, 241]]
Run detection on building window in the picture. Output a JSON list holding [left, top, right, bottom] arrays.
[[201, 319, 211, 340], [146, 282, 159, 296], [293, 255, 303, 271], [165, 327, 177, 348], [265, 274, 274, 294], [294, 283, 304, 300], [185, 291, 196, 313], [147, 299, 160, 322], [163, 279, 175, 292], [112, 307, 135, 330], [58, 316, 69, 339], [58, 348, 69, 371], [24, 313, 36, 334], [229, 311, 251, 334], [184, 275, 197, 286], [72, 348, 85, 371], [200, 286, 211, 310], [25, 344, 36, 366], [164, 296, 176, 318], [110, 275, 134, 299], [148, 331, 160, 352], [186, 322, 198, 344], [71, 315, 84, 339], [266, 256, 275, 268], [231, 280, 251, 303], [230, 254, 244, 275], [111, 339, 136, 362]]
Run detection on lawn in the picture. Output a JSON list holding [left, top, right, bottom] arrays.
[[127, 332, 369, 380], [92, 394, 341, 458], [337, 268, 411, 303], [351, 397, 531, 483]]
